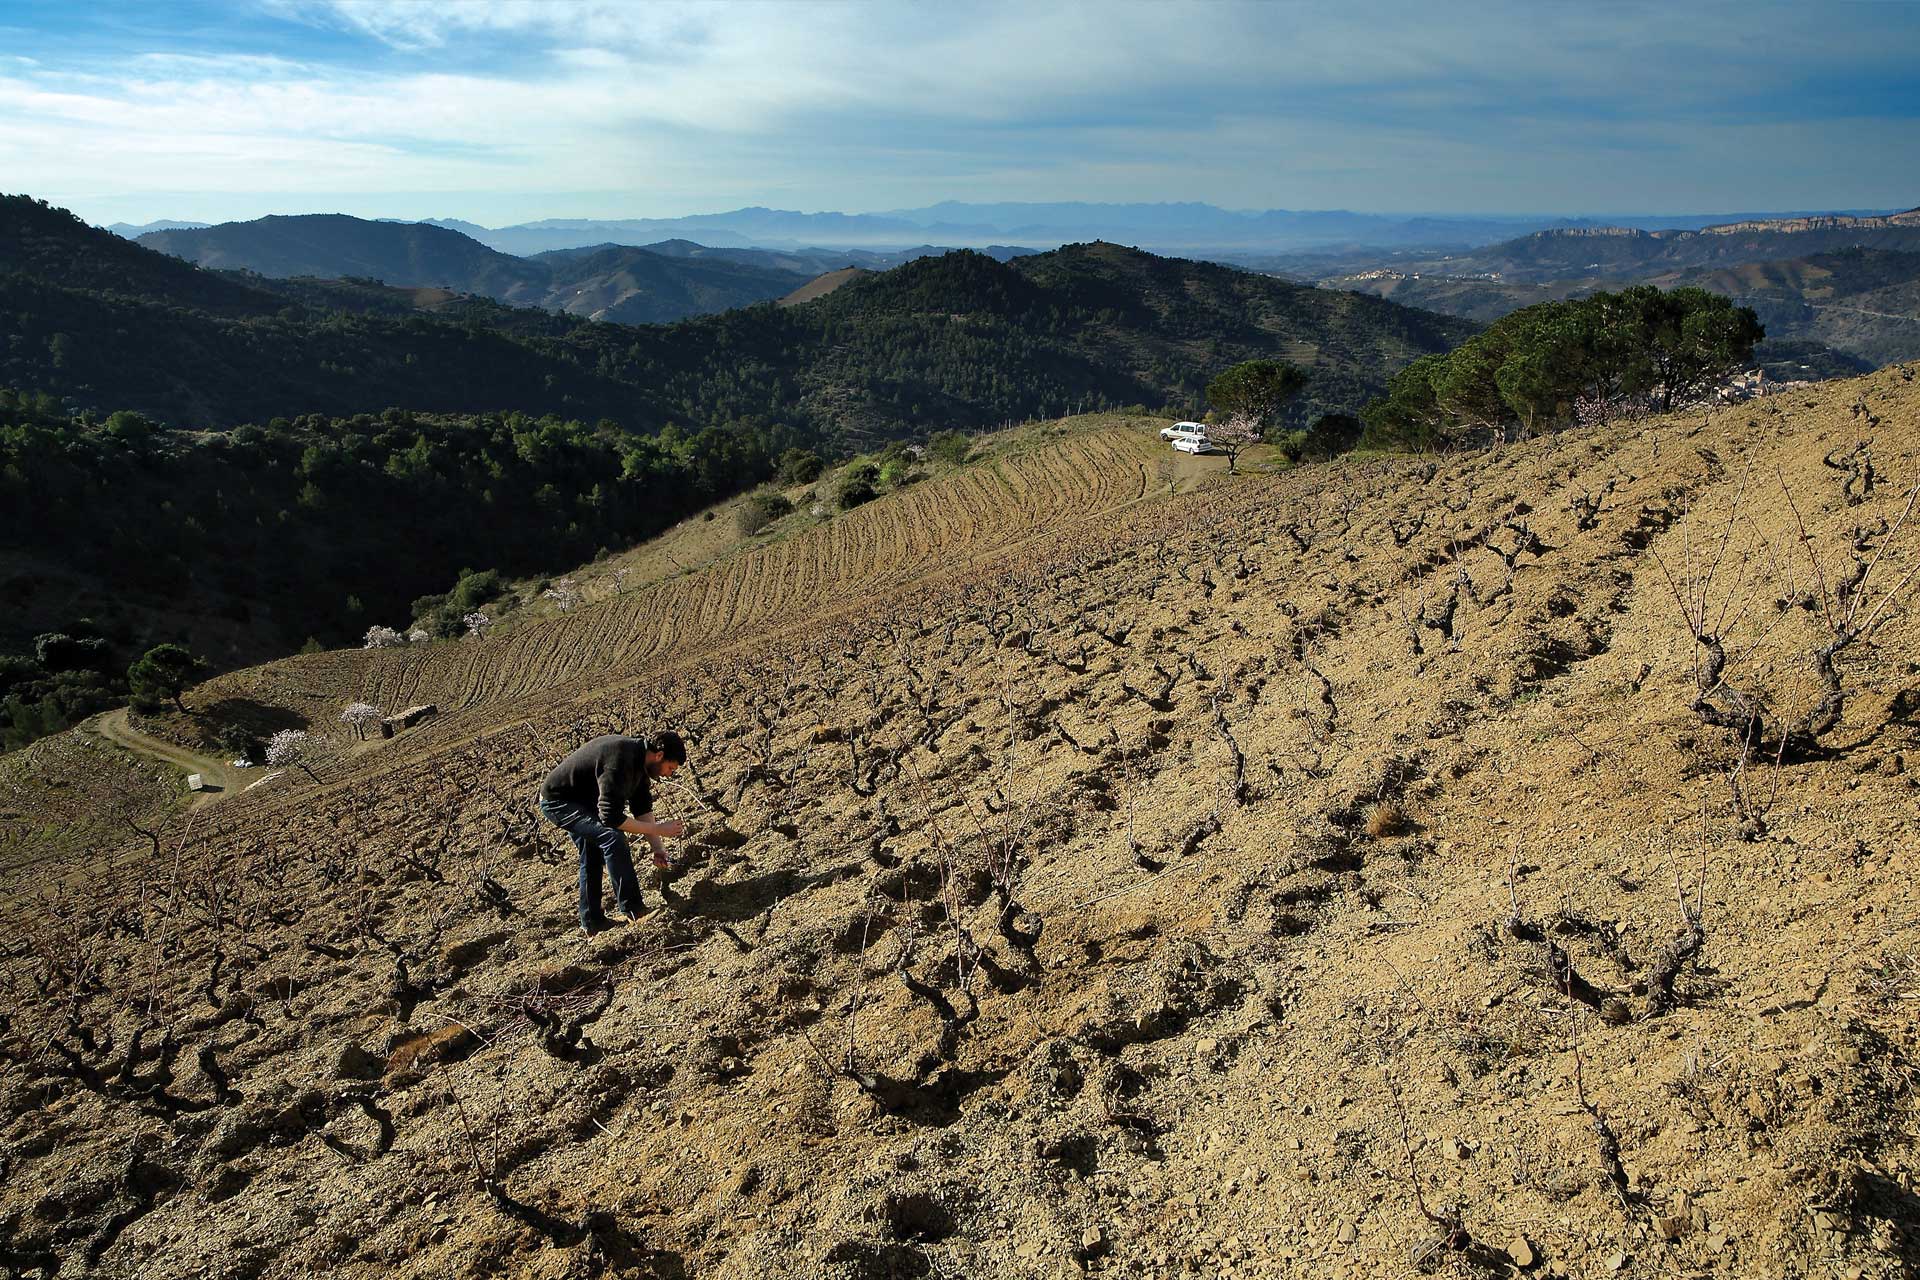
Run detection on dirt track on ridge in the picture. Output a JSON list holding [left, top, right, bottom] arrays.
[[93, 707, 241, 805]]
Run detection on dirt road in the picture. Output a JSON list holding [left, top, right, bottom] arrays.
[[91, 708, 242, 805]]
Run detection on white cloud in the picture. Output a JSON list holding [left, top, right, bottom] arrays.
[[5, 1, 1917, 222]]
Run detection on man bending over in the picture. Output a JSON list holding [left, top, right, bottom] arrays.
[[539, 731, 687, 934]]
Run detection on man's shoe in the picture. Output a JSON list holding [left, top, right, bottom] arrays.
[[580, 916, 613, 936], [612, 901, 649, 923]]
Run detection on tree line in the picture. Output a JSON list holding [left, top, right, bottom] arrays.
[[0, 389, 790, 746], [1359, 286, 1764, 450]]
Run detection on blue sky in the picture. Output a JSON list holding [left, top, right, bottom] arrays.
[[2, 0, 1917, 226]]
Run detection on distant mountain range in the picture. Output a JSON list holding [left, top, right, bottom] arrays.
[[411, 203, 1912, 256], [104, 202, 1909, 258], [103, 219, 210, 238], [1317, 211, 1920, 370], [7, 193, 1473, 439], [1417, 209, 1920, 282], [136, 216, 1038, 324]]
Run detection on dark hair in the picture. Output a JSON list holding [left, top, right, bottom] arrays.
[[650, 730, 687, 764]]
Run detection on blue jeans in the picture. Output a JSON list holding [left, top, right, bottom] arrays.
[[540, 798, 643, 925]]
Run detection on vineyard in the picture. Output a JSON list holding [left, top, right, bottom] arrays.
[[191, 421, 1169, 738], [3, 369, 1919, 1279]]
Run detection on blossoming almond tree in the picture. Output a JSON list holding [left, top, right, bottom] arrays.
[[1207, 412, 1265, 474], [340, 703, 382, 741], [266, 729, 320, 781]]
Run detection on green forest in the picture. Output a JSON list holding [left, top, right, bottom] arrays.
[[1360, 287, 1764, 449], [0, 387, 786, 746]]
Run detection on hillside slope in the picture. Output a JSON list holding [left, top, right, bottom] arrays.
[[8, 198, 1468, 443], [1441, 210, 1920, 283], [1653, 248, 1920, 367], [4, 365, 1917, 1278], [1331, 246, 1920, 370], [192, 420, 1171, 726], [2, 197, 271, 318], [141, 215, 820, 324]]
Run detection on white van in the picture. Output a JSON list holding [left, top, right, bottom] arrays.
[[1159, 420, 1208, 441]]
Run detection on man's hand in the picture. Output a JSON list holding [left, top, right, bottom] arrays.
[[656, 819, 687, 839]]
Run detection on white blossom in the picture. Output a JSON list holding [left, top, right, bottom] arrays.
[[340, 702, 382, 740], [463, 611, 492, 639], [407, 628, 431, 644], [1206, 412, 1265, 473], [265, 729, 309, 765], [543, 576, 581, 612], [363, 625, 404, 649]]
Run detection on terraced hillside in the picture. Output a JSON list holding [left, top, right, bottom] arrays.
[[4, 369, 1919, 1280], [195, 421, 1167, 733]]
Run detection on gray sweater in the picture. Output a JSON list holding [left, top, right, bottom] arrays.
[[541, 735, 654, 827]]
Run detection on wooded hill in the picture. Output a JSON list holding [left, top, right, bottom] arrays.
[[0, 193, 1475, 748], [140, 215, 820, 325], [4, 195, 1474, 445]]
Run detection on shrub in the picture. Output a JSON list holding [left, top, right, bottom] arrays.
[[927, 431, 971, 466], [215, 722, 261, 763], [449, 568, 503, 612], [34, 631, 109, 673], [777, 447, 824, 485], [1303, 413, 1363, 461], [737, 488, 794, 535], [836, 461, 881, 510], [879, 458, 923, 488]]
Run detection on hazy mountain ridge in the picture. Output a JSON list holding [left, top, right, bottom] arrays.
[[139, 215, 819, 325], [141, 214, 551, 299], [135, 215, 1046, 325], [1316, 208, 1920, 369], [1426, 206, 1920, 281], [103, 218, 210, 237], [12, 198, 1471, 443], [404, 202, 1908, 256]]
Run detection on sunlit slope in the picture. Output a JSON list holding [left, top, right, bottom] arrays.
[[201, 418, 1165, 727], [5, 367, 1920, 1278]]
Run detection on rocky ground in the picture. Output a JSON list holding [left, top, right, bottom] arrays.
[[3, 367, 1918, 1279]]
